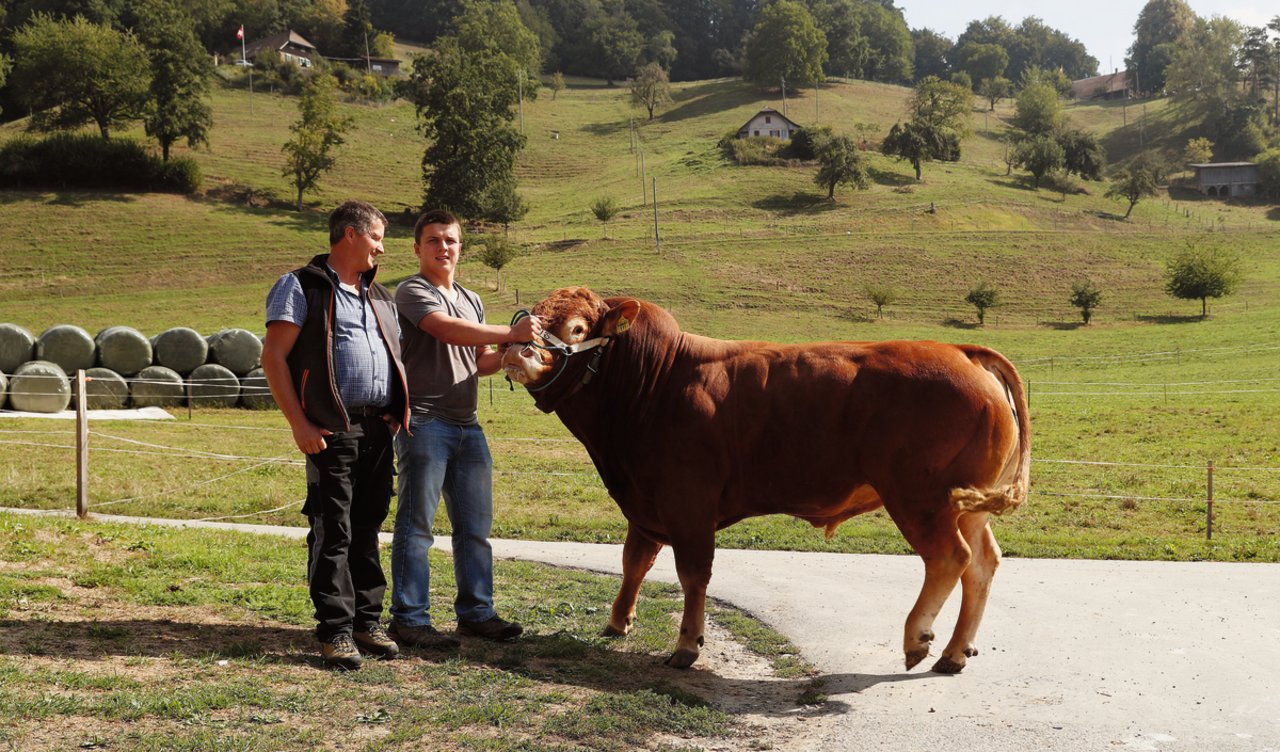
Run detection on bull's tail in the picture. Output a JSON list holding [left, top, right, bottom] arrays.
[[950, 347, 1031, 516]]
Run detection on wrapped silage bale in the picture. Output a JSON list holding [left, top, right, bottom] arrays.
[[130, 365, 185, 408], [0, 323, 37, 375], [152, 327, 208, 375], [95, 326, 152, 377], [0, 369, 7, 410], [36, 324, 96, 375], [9, 360, 71, 413], [80, 367, 129, 409], [188, 363, 240, 408], [207, 328, 262, 376], [239, 367, 275, 409]]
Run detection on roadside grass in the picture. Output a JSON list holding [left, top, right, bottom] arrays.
[[0, 512, 813, 751]]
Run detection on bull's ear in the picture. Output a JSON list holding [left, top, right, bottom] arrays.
[[603, 300, 641, 335]]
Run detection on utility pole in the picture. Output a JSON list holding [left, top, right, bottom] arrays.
[[781, 75, 787, 117], [518, 73, 524, 133]]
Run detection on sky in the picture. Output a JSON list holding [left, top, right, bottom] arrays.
[[897, 1, 1276, 77]]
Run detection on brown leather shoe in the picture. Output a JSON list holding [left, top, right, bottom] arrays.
[[388, 620, 461, 649], [354, 624, 399, 659], [458, 615, 524, 642], [319, 633, 363, 671]]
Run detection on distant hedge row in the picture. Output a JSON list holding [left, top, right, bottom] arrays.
[[0, 134, 201, 193], [0, 323, 271, 413]]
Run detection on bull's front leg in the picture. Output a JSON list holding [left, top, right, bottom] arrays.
[[665, 535, 714, 669], [604, 524, 663, 637]]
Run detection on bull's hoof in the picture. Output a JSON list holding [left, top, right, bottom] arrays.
[[601, 624, 628, 638], [904, 648, 929, 670], [665, 648, 699, 669], [931, 656, 966, 674], [964, 646, 978, 658]]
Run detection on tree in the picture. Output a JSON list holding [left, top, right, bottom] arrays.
[[549, 71, 566, 99], [629, 61, 671, 120], [908, 75, 973, 135], [978, 76, 1011, 111], [282, 73, 353, 211], [881, 119, 959, 181], [586, 6, 643, 85], [1014, 135, 1064, 188], [1105, 158, 1159, 219], [813, 135, 869, 199], [865, 285, 897, 319], [589, 196, 621, 237], [645, 29, 677, 70], [1164, 242, 1241, 317], [454, 0, 542, 85], [1068, 280, 1102, 324], [1127, 0, 1196, 95], [1183, 137, 1213, 166], [1057, 129, 1105, 181], [811, 0, 870, 79], [954, 42, 1007, 87], [742, 0, 827, 89], [1256, 147, 1280, 200], [473, 233, 522, 291], [404, 37, 528, 224], [132, 0, 214, 161], [1011, 75, 1062, 135], [911, 28, 952, 82], [1164, 16, 1245, 119], [11, 14, 151, 140], [965, 282, 999, 326]]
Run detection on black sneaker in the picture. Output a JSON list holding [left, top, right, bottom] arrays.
[[354, 624, 400, 659], [319, 633, 363, 671], [458, 615, 524, 642], [388, 620, 461, 650]]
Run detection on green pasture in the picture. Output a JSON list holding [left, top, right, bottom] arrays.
[[1, 75, 1278, 563]]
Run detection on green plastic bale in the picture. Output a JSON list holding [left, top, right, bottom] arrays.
[[9, 360, 71, 413], [79, 367, 129, 409], [36, 324, 96, 375], [188, 363, 241, 408], [239, 367, 275, 409], [152, 327, 208, 375], [0, 323, 37, 375], [207, 328, 262, 376], [95, 326, 152, 376], [131, 365, 185, 408]]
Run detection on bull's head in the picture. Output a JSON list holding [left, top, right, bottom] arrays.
[[502, 286, 640, 394]]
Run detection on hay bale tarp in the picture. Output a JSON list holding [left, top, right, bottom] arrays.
[[207, 328, 262, 376], [0, 323, 37, 375], [9, 360, 71, 413], [130, 365, 185, 408], [152, 327, 207, 375], [188, 363, 240, 408], [239, 367, 275, 409], [36, 324, 96, 375], [81, 367, 130, 409], [96, 326, 152, 376]]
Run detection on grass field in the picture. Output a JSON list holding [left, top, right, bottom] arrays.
[[1, 73, 1279, 565]]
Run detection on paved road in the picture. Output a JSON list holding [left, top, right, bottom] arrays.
[[13, 509, 1279, 751]]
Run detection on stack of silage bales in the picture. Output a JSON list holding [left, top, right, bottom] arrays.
[[0, 323, 275, 413]]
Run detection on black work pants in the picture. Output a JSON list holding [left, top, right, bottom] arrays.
[[302, 415, 394, 641]]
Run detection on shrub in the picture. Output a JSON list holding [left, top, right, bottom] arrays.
[[788, 126, 833, 160], [0, 133, 201, 193], [725, 136, 786, 166]]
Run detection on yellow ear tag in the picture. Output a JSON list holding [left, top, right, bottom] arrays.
[[615, 317, 630, 333]]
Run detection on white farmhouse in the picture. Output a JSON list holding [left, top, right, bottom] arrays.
[[736, 108, 802, 140]]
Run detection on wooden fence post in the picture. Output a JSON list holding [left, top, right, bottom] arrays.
[[75, 369, 88, 518], [1206, 459, 1214, 540]]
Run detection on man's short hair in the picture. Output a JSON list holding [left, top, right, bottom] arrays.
[[414, 209, 461, 244], [329, 200, 388, 246]]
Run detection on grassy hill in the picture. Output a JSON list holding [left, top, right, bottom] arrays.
[[1, 74, 1278, 562]]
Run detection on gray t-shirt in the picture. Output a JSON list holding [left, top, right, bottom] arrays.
[[395, 275, 486, 424]]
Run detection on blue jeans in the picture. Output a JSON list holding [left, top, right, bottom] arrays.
[[391, 416, 496, 626]]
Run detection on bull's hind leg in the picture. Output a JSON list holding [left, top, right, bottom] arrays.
[[934, 512, 1002, 674], [604, 524, 663, 637], [665, 533, 715, 669], [885, 500, 972, 672]]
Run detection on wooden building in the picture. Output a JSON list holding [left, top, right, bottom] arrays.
[[1191, 162, 1260, 198]]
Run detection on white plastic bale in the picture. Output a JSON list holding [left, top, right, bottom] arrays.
[[80, 367, 129, 410], [188, 363, 241, 408], [0, 369, 7, 410], [95, 326, 153, 377], [0, 323, 37, 375], [36, 324, 96, 375], [9, 360, 71, 413], [130, 365, 185, 408], [207, 328, 263, 376], [239, 367, 275, 409], [152, 327, 208, 375]]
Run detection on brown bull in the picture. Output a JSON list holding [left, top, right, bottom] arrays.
[[501, 287, 1030, 673]]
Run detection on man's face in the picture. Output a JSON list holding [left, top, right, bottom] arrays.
[[414, 222, 462, 281], [345, 221, 386, 271]]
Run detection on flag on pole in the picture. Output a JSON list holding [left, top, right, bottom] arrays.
[[236, 25, 244, 40]]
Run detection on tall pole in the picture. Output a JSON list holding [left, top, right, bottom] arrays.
[[75, 370, 88, 518], [364, 28, 371, 73], [640, 149, 647, 206], [781, 75, 787, 117], [518, 73, 524, 133], [652, 177, 660, 252]]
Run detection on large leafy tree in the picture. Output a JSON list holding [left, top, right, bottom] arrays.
[[1126, 0, 1196, 95], [1164, 243, 1241, 318], [813, 135, 869, 199], [953, 42, 1007, 87], [811, 0, 870, 79], [855, 0, 912, 83], [881, 119, 959, 180], [1105, 156, 1159, 219], [882, 75, 968, 180], [1164, 16, 1245, 117], [11, 14, 150, 139], [911, 28, 952, 82], [1057, 129, 1105, 181], [1257, 147, 1280, 200], [742, 0, 826, 89], [404, 36, 528, 224], [282, 73, 352, 211], [1011, 71, 1062, 136], [586, 3, 643, 85], [130, 0, 214, 161], [1013, 134, 1064, 188], [454, 0, 542, 79], [630, 61, 671, 120]]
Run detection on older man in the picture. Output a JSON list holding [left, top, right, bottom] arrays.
[[261, 200, 408, 670]]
